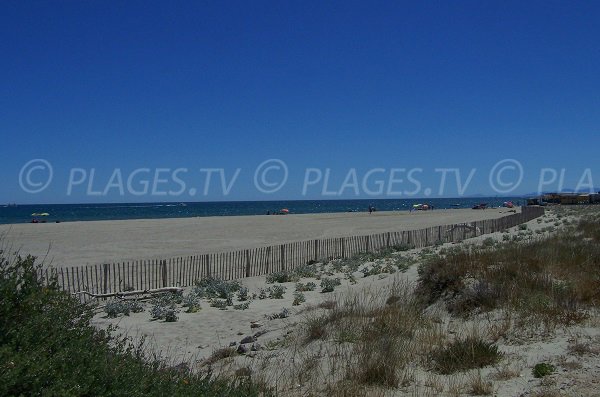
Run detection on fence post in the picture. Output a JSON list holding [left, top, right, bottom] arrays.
[[314, 239, 319, 261], [280, 244, 285, 271], [245, 249, 251, 278], [386, 232, 391, 248], [365, 235, 370, 252], [161, 260, 168, 287], [341, 238, 346, 258], [103, 263, 109, 296]]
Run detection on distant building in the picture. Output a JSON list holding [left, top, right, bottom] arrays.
[[528, 192, 599, 206]]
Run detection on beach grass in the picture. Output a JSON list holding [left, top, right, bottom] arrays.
[[415, 212, 600, 333]]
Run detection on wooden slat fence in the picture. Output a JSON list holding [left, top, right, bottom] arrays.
[[39, 206, 544, 300]]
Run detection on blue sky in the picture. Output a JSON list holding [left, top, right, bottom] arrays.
[[2, 1, 599, 203]]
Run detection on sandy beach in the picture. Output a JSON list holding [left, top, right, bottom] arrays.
[[0, 208, 515, 267], [89, 206, 600, 396]]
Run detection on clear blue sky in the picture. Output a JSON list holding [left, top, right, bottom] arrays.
[[2, 1, 599, 203]]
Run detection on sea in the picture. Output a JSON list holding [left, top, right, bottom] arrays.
[[0, 197, 523, 225]]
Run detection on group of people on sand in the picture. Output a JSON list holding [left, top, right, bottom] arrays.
[[265, 209, 290, 215], [410, 203, 435, 212], [30, 219, 61, 223]]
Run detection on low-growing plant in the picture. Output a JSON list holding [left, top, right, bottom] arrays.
[[150, 292, 181, 320], [266, 270, 297, 284], [237, 287, 249, 301], [391, 243, 414, 251], [361, 263, 382, 277], [209, 299, 229, 310], [532, 362, 555, 378], [104, 299, 144, 318], [267, 308, 290, 320], [391, 255, 414, 272], [482, 237, 495, 248], [150, 303, 180, 321], [104, 301, 125, 318], [182, 292, 201, 313], [203, 347, 237, 366], [320, 277, 341, 293], [233, 302, 250, 310], [293, 263, 318, 278], [303, 313, 329, 343], [293, 291, 306, 306], [467, 371, 493, 395], [195, 277, 242, 299], [258, 288, 268, 300], [164, 308, 178, 322], [430, 336, 503, 374], [268, 285, 286, 299], [345, 272, 357, 284], [296, 281, 317, 292]]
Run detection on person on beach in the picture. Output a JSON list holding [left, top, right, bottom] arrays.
[[368, 205, 373, 214]]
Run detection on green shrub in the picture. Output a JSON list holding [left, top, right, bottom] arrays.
[[0, 252, 267, 396], [268, 285, 286, 299], [258, 288, 268, 299], [293, 291, 306, 306], [164, 308, 178, 322], [209, 299, 229, 310], [293, 263, 318, 278], [182, 292, 201, 313], [150, 292, 181, 320], [320, 277, 341, 293], [237, 287, 249, 301], [296, 282, 317, 292], [266, 270, 297, 284], [105, 299, 144, 318], [233, 302, 250, 310], [195, 277, 241, 299], [532, 362, 555, 378], [391, 255, 414, 272]]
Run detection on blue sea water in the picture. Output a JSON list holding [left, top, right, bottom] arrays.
[[0, 198, 523, 225]]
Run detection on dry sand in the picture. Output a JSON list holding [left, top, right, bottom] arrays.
[[0, 208, 514, 267]]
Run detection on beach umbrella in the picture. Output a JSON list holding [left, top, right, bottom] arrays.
[[280, 208, 289, 214], [40, 213, 50, 216]]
